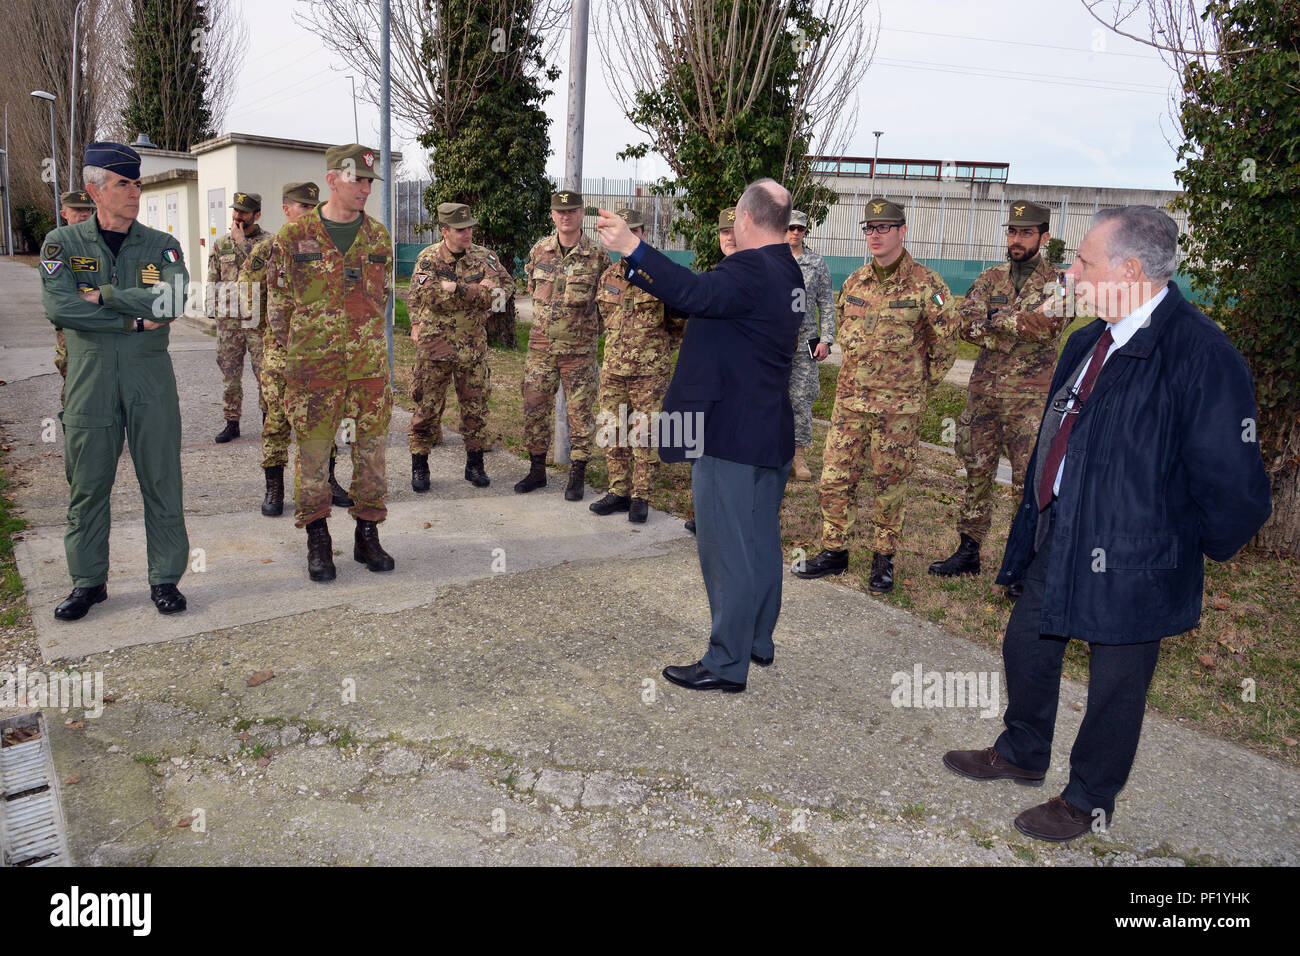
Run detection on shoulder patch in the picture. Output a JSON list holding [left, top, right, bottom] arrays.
[[70, 256, 99, 273], [250, 256, 264, 272], [163, 248, 180, 263], [931, 292, 946, 307], [40, 260, 63, 276], [42, 242, 62, 259]]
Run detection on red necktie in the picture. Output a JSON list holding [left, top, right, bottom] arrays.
[[1038, 327, 1114, 508]]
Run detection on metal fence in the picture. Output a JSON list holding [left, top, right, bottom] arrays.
[[393, 176, 1189, 267]]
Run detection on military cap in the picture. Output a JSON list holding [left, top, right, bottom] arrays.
[[551, 190, 583, 211], [718, 206, 737, 230], [60, 190, 95, 209], [438, 202, 478, 228], [1006, 199, 1051, 228], [231, 191, 262, 213], [83, 141, 141, 180], [282, 182, 320, 206], [325, 143, 383, 180], [860, 196, 905, 224], [615, 207, 645, 230], [789, 210, 809, 229]]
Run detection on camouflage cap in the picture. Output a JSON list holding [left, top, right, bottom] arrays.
[[1006, 199, 1051, 228], [325, 143, 383, 180], [60, 189, 95, 209], [718, 206, 737, 230], [615, 207, 645, 230], [551, 190, 583, 210], [231, 191, 262, 213], [282, 182, 320, 206], [860, 197, 905, 224], [438, 202, 478, 228], [789, 209, 809, 229]]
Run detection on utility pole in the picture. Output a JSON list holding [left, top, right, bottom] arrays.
[[553, 0, 590, 465], [68, 0, 88, 188], [380, 1, 394, 386], [347, 75, 359, 143]]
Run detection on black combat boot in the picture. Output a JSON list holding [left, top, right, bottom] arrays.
[[329, 456, 354, 507], [261, 465, 284, 517], [928, 533, 981, 577], [514, 454, 547, 493], [464, 450, 490, 488], [589, 492, 630, 515], [214, 420, 239, 443], [354, 518, 395, 572], [793, 548, 848, 579], [307, 518, 336, 582], [628, 498, 649, 523], [564, 460, 587, 501], [869, 551, 895, 593], [411, 453, 431, 493]]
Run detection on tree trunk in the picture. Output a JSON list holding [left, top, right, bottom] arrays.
[[1254, 418, 1300, 557]]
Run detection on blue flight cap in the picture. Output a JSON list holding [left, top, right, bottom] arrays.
[[84, 141, 142, 180]]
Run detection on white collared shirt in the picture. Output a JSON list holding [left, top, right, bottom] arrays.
[[1053, 285, 1169, 496]]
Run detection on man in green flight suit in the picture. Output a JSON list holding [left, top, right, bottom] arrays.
[[39, 141, 190, 620]]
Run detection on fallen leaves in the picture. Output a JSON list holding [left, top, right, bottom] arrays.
[[1196, 653, 1217, 670], [246, 670, 275, 687], [64, 773, 82, 785], [177, 814, 196, 828]]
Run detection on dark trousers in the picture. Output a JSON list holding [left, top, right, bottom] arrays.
[[995, 512, 1161, 816], [692, 454, 791, 683]]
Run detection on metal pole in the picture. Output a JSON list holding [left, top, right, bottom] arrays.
[[965, 184, 976, 259], [936, 192, 945, 259], [347, 75, 359, 143], [3, 106, 13, 256], [869, 131, 883, 196], [381, 0, 394, 386], [69, 0, 87, 188], [47, 100, 61, 223], [554, 0, 590, 466]]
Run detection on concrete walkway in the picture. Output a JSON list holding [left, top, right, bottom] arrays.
[[0, 258, 1295, 866]]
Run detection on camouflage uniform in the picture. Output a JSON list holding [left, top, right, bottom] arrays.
[[595, 264, 686, 498], [408, 239, 510, 454], [54, 329, 68, 404], [820, 250, 959, 553], [208, 227, 266, 420], [955, 255, 1065, 541], [522, 233, 610, 460], [790, 245, 836, 446], [265, 206, 393, 527]]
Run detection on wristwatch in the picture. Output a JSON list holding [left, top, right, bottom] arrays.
[[135, 317, 145, 333]]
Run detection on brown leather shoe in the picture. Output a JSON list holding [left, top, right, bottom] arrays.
[[943, 746, 1045, 786], [1014, 795, 1110, 843]]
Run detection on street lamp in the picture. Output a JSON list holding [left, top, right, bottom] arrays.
[[68, 0, 88, 187], [30, 90, 60, 223], [869, 130, 883, 196]]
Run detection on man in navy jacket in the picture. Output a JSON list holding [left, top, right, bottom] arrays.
[[944, 206, 1271, 841], [596, 179, 804, 692]]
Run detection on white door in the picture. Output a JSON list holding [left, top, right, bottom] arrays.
[[146, 195, 160, 229], [206, 188, 225, 274], [165, 192, 179, 234]]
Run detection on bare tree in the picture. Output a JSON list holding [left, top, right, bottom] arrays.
[[595, 0, 878, 203], [295, 0, 567, 139]]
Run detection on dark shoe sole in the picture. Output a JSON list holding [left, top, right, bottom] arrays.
[[309, 567, 336, 582], [354, 552, 395, 572], [465, 476, 490, 488], [54, 589, 108, 621], [1013, 819, 1089, 842], [662, 670, 746, 693], [751, 655, 773, 667], [942, 752, 1045, 786], [155, 602, 186, 615], [868, 580, 894, 593], [261, 504, 284, 517], [514, 480, 546, 494], [628, 512, 647, 524], [793, 565, 846, 580], [564, 489, 584, 502], [927, 566, 980, 577]]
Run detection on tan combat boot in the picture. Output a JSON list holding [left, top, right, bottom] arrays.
[[792, 446, 812, 481]]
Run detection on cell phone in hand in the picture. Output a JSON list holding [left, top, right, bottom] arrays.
[[807, 337, 820, 359]]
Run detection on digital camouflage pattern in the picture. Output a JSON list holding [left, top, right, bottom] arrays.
[[820, 249, 958, 554], [208, 228, 266, 420], [522, 233, 610, 460], [954, 254, 1067, 541], [595, 263, 686, 498], [790, 245, 836, 446], [265, 206, 394, 526], [243, 235, 291, 468], [407, 238, 510, 454]]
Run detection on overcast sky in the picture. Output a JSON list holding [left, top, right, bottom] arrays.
[[228, 0, 1182, 191]]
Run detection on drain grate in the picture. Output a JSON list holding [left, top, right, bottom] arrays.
[[1, 712, 70, 866]]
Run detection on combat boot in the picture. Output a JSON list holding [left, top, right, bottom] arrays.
[[791, 446, 812, 481], [411, 453, 431, 493], [589, 492, 630, 515], [564, 460, 587, 502], [214, 420, 239, 443], [929, 533, 981, 577], [329, 456, 354, 507], [793, 548, 848, 579], [629, 498, 649, 523], [354, 518, 395, 572], [306, 518, 336, 582], [869, 552, 895, 593], [514, 454, 547, 493], [464, 450, 490, 488], [261, 465, 284, 517]]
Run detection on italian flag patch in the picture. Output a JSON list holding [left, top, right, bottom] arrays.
[[932, 292, 946, 306]]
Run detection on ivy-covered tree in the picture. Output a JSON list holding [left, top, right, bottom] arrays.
[[121, 0, 219, 150], [1172, 0, 1300, 555]]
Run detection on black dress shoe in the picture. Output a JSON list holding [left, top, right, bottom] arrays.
[[793, 548, 848, 579], [1006, 580, 1024, 601], [149, 583, 186, 615], [684, 519, 696, 534], [869, 551, 894, 593], [589, 492, 630, 515], [628, 498, 648, 523], [214, 420, 240, 443], [751, 652, 773, 667], [54, 584, 107, 621], [662, 661, 745, 693]]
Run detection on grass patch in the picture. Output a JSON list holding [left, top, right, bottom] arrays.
[[0, 451, 31, 630]]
